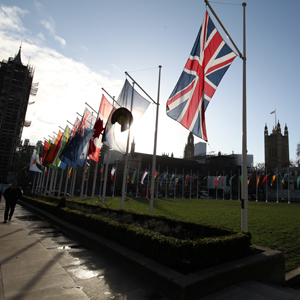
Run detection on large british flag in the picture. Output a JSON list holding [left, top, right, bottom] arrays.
[[166, 11, 237, 141]]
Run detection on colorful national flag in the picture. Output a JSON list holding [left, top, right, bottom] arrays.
[[270, 110, 276, 114], [169, 173, 175, 186], [262, 173, 270, 184], [45, 130, 63, 165], [29, 148, 44, 173], [111, 166, 116, 182], [185, 174, 190, 186], [229, 175, 235, 186], [282, 173, 290, 185], [271, 174, 276, 186], [166, 11, 236, 141], [174, 174, 182, 186], [131, 169, 137, 184], [140, 170, 148, 185], [102, 79, 150, 154], [247, 175, 252, 185], [160, 172, 168, 186], [88, 94, 110, 162], [215, 175, 221, 187], [257, 174, 261, 188]]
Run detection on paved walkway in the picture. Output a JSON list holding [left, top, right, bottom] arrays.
[[1, 197, 300, 300], [0, 198, 169, 300]]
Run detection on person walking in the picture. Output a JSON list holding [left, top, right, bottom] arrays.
[[3, 182, 23, 223]]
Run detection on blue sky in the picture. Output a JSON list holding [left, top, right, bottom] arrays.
[[1, 0, 299, 165]]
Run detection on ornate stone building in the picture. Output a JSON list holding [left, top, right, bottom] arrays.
[[184, 132, 194, 158], [264, 121, 289, 170]]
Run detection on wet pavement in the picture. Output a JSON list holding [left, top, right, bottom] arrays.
[[0, 198, 170, 299]]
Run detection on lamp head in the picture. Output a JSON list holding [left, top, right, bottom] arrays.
[[111, 107, 133, 132]]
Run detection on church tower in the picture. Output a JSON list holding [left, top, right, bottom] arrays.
[[264, 121, 289, 170], [184, 132, 194, 158]]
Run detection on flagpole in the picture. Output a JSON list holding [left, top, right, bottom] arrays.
[[288, 165, 290, 204], [102, 149, 110, 206], [91, 162, 98, 204], [31, 173, 37, 193], [276, 167, 279, 203], [149, 65, 162, 214], [265, 167, 268, 203], [120, 82, 135, 209], [241, 2, 248, 231]]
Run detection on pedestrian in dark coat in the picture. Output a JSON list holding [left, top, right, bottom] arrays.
[[3, 182, 23, 223]]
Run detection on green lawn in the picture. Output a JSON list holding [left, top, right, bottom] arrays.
[[76, 196, 300, 273]]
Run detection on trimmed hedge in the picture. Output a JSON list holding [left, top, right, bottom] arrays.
[[21, 195, 252, 273]]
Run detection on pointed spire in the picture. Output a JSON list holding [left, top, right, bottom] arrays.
[[14, 46, 22, 65]]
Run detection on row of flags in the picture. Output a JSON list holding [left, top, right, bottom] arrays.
[[29, 79, 151, 176], [29, 9, 239, 188], [110, 168, 198, 187]]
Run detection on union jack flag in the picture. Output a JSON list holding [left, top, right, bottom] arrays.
[[166, 11, 237, 141]]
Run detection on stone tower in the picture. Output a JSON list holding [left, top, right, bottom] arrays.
[[184, 132, 194, 158], [264, 121, 289, 170]]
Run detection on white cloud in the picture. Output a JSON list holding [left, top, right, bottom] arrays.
[[0, 6, 123, 146], [0, 4, 28, 32], [41, 17, 66, 48], [34, 1, 43, 13], [37, 32, 45, 40]]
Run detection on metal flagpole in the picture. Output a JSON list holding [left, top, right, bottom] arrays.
[[208, 172, 210, 198], [165, 167, 168, 198], [48, 169, 54, 196], [146, 165, 150, 198], [241, 2, 248, 231], [135, 169, 139, 197], [35, 172, 44, 194], [205, 0, 247, 231], [99, 164, 103, 197], [102, 149, 110, 206], [40, 169, 46, 194], [53, 170, 58, 196], [276, 168, 279, 203], [43, 169, 50, 195], [84, 161, 91, 196], [31, 173, 37, 193], [216, 171, 218, 200], [288, 166, 290, 204], [149, 66, 162, 213], [80, 158, 88, 201], [174, 168, 177, 199], [190, 170, 192, 199], [120, 82, 134, 209], [91, 162, 98, 204], [156, 165, 160, 198], [197, 171, 199, 199], [71, 169, 77, 199], [265, 167, 268, 202], [58, 169, 64, 197], [64, 166, 70, 196], [222, 171, 225, 200], [182, 169, 184, 198], [255, 169, 258, 202], [113, 161, 118, 197]]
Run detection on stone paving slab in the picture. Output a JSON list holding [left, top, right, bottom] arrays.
[[1, 256, 62, 278], [5, 283, 89, 300]]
